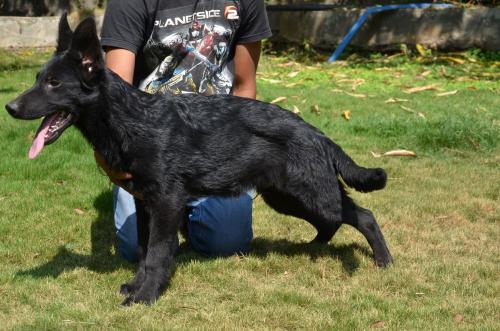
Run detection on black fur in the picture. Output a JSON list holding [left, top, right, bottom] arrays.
[[6, 16, 393, 305]]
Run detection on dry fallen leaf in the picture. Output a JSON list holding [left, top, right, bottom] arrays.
[[344, 91, 366, 98], [74, 208, 86, 215], [457, 76, 474, 82], [336, 78, 365, 91], [370, 320, 386, 329], [270, 96, 287, 104], [310, 105, 320, 115], [440, 56, 466, 64], [292, 105, 300, 114], [383, 149, 417, 157], [385, 97, 409, 104], [287, 71, 300, 78], [331, 73, 348, 78], [400, 105, 426, 119], [465, 56, 477, 63], [371, 150, 417, 158], [285, 82, 297, 88], [404, 84, 439, 94], [436, 90, 458, 97], [439, 66, 451, 78], [341, 110, 351, 120], [416, 43, 427, 56], [481, 72, 500, 78], [420, 70, 432, 77]]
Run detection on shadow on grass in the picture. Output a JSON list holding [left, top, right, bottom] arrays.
[[17, 190, 370, 278], [16, 191, 133, 279], [0, 87, 17, 93], [175, 238, 370, 276], [252, 238, 370, 275]]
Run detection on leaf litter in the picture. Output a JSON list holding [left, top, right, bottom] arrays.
[[404, 84, 440, 94], [400, 105, 426, 119], [310, 105, 320, 115], [270, 96, 287, 104], [436, 90, 458, 97], [371, 150, 417, 158]]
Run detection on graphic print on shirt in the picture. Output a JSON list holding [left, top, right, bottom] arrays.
[[139, 1, 240, 95]]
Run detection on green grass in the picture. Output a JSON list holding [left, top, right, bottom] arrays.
[[0, 48, 499, 330]]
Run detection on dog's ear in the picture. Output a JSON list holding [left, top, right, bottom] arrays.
[[69, 17, 104, 86], [56, 12, 73, 54]]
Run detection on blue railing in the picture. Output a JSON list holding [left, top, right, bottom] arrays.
[[327, 3, 454, 63]]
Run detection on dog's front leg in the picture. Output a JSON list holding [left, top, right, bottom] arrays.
[[122, 194, 183, 306], [120, 198, 149, 296]]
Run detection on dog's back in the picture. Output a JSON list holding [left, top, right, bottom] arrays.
[[149, 93, 387, 196], [6, 15, 393, 305]]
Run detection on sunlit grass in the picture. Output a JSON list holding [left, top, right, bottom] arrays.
[[0, 48, 498, 330]]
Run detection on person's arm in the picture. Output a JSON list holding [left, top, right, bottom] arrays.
[[105, 47, 136, 83], [94, 48, 136, 189], [232, 41, 262, 99]]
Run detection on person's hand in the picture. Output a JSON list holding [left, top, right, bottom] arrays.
[[94, 150, 143, 199]]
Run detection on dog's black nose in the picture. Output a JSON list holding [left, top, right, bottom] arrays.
[[5, 101, 19, 116]]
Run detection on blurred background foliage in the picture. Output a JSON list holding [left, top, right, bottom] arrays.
[[0, 0, 497, 17], [0, 0, 105, 16]]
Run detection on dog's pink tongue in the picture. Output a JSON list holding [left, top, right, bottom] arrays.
[[28, 122, 50, 160]]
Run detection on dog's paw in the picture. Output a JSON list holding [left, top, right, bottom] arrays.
[[374, 254, 394, 268], [121, 293, 157, 306], [127, 283, 160, 305], [121, 295, 138, 307], [119, 283, 135, 296]]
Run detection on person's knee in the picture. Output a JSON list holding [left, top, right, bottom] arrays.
[[114, 186, 138, 263], [114, 188, 254, 261], [188, 194, 253, 257]]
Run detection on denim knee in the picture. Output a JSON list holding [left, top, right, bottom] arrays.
[[113, 186, 138, 263], [114, 187, 253, 261], [187, 193, 253, 257]]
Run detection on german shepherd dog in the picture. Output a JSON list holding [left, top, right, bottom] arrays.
[[6, 15, 393, 305]]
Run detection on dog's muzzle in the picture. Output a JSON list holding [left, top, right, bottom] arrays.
[[5, 101, 19, 117]]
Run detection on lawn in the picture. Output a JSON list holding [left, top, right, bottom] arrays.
[[0, 48, 498, 330]]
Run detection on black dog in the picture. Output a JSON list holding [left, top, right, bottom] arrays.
[[6, 15, 393, 305]]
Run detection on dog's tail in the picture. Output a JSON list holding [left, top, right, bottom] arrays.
[[325, 139, 387, 192]]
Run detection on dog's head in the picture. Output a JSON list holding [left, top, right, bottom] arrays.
[[5, 13, 104, 159]]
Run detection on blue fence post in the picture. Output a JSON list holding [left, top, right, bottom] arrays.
[[327, 3, 454, 63]]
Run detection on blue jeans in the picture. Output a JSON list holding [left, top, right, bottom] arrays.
[[113, 186, 253, 263]]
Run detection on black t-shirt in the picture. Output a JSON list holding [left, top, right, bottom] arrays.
[[101, 0, 271, 95]]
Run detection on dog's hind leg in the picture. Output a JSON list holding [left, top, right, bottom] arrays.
[[122, 193, 185, 306], [260, 188, 341, 244], [341, 193, 393, 267], [120, 198, 149, 296]]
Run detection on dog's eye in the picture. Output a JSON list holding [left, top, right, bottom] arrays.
[[47, 79, 62, 88]]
